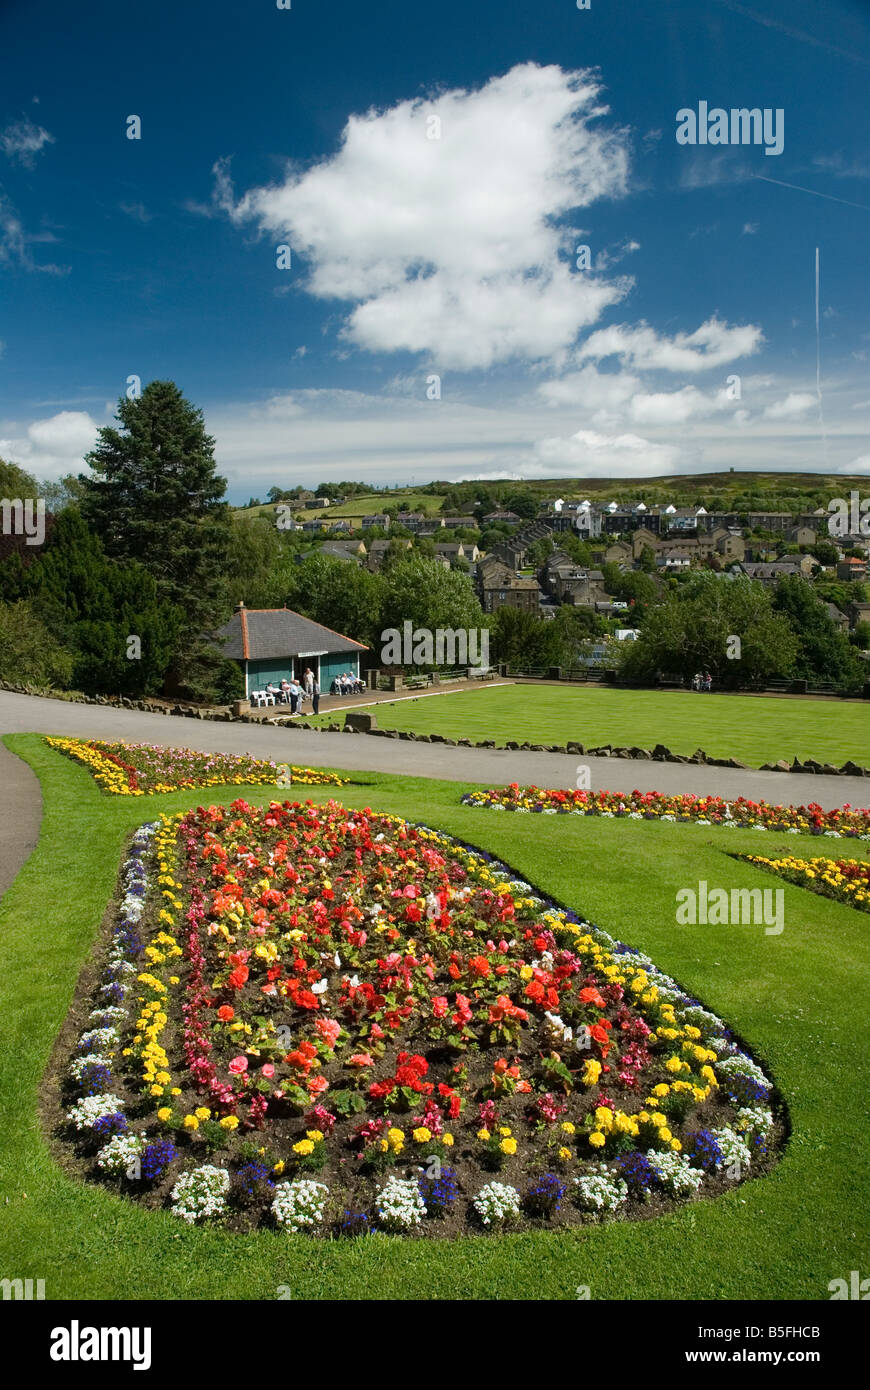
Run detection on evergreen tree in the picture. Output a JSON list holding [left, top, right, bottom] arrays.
[[25, 509, 182, 696], [79, 381, 232, 687], [0, 599, 74, 688]]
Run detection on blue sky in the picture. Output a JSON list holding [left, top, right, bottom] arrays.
[[1, 0, 869, 500]]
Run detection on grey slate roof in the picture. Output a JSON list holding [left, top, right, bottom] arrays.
[[216, 607, 367, 660]]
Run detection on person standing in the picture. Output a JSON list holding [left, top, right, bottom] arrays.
[[303, 667, 314, 698], [312, 678, 321, 716]]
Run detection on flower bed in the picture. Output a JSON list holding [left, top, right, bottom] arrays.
[[45, 737, 346, 795], [56, 797, 781, 1234], [461, 784, 870, 839], [739, 854, 870, 913]]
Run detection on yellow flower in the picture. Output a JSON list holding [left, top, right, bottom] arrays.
[[293, 1139, 314, 1156], [442, 1133, 454, 1147], [194, 1106, 211, 1122], [477, 1128, 491, 1141], [588, 1131, 606, 1148], [558, 1147, 572, 1161], [156, 1106, 172, 1122], [500, 1137, 517, 1155], [498, 1126, 512, 1137], [219, 1115, 239, 1131], [273, 1160, 285, 1175], [183, 1115, 199, 1131], [412, 1127, 432, 1144], [305, 1130, 324, 1143], [561, 1121, 575, 1134]]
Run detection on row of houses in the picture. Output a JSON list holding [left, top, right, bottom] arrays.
[[318, 537, 481, 572], [293, 507, 524, 536], [538, 499, 842, 537]]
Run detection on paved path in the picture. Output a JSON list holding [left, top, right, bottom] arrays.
[[1, 689, 866, 813], [0, 735, 42, 901]]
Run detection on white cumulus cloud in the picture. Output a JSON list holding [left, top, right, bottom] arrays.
[[532, 426, 683, 476], [762, 392, 816, 420], [1, 411, 99, 478], [213, 63, 632, 369], [577, 316, 763, 372]]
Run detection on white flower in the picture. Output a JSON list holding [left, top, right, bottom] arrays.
[[68, 1053, 113, 1080], [170, 1165, 230, 1223], [574, 1165, 628, 1213], [646, 1149, 704, 1197], [96, 1133, 144, 1176], [711, 1126, 753, 1174], [376, 1176, 426, 1231], [66, 1094, 126, 1130], [473, 1182, 521, 1225], [311, 979, 328, 995], [272, 1179, 329, 1232], [735, 1106, 774, 1140]]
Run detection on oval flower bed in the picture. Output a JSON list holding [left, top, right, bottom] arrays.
[[461, 784, 870, 839], [45, 736, 346, 795], [54, 799, 781, 1235], [739, 853, 870, 913]]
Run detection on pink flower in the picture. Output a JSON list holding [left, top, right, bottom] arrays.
[[261, 1063, 275, 1078], [228, 1055, 248, 1075], [348, 1052, 374, 1067], [432, 996, 448, 1019]]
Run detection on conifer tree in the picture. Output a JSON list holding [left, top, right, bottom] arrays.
[[79, 381, 232, 688]]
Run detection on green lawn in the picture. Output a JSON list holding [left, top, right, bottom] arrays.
[[1, 732, 868, 1300], [309, 683, 870, 769]]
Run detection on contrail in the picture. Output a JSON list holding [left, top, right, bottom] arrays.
[[715, 1, 870, 71], [815, 247, 829, 468], [755, 175, 870, 213]]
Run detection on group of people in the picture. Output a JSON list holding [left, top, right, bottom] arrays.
[[691, 671, 713, 692], [330, 672, 365, 696], [260, 667, 364, 713], [264, 667, 320, 715]]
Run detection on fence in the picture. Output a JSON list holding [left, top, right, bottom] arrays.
[[506, 666, 866, 698]]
